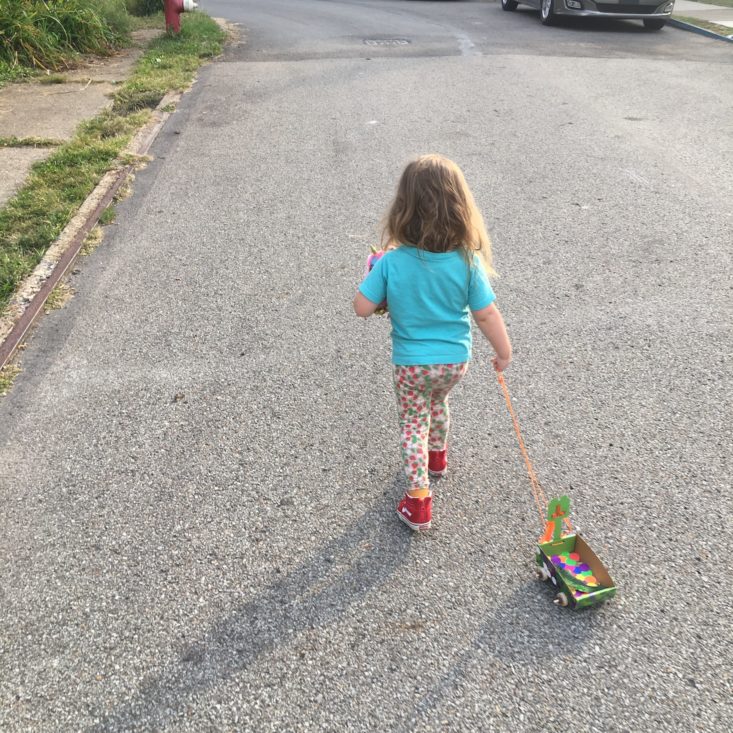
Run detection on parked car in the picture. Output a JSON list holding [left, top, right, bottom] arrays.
[[501, 0, 674, 30]]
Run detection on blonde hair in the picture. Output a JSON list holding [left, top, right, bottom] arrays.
[[382, 154, 495, 276]]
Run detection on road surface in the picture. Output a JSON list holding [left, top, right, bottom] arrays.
[[1, 1, 731, 730]]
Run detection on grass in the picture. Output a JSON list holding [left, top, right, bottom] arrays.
[[0, 12, 225, 311], [128, 11, 166, 32], [80, 224, 104, 256], [0, 109, 148, 306], [37, 74, 68, 84], [113, 13, 225, 113], [675, 15, 733, 35], [0, 136, 64, 148], [0, 363, 21, 395], [683, 0, 733, 8], [126, 0, 163, 17], [0, 0, 131, 71], [0, 60, 37, 86], [99, 206, 117, 225], [44, 282, 75, 312]]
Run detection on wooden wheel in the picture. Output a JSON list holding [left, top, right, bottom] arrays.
[[553, 592, 569, 607]]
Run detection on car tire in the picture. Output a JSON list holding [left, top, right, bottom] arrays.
[[502, 0, 519, 10], [643, 18, 667, 30], [540, 0, 556, 25]]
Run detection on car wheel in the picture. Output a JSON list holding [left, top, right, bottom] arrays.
[[643, 18, 667, 30], [540, 0, 556, 25], [502, 0, 519, 10]]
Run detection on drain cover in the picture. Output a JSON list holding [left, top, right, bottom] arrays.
[[363, 38, 410, 46]]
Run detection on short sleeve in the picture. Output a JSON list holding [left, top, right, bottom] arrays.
[[359, 254, 387, 305], [468, 259, 496, 312]]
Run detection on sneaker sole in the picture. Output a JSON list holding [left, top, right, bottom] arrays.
[[397, 510, 431, 531], [428, 469, 447, 478]]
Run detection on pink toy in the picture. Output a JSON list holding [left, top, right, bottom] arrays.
[[365, 245, 385, 273], [365, 246, 388, 315]]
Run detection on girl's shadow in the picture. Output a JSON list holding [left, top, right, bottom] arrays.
[[91, 485, 411, 731]]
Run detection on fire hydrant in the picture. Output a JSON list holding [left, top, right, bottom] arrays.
[[164, 0, 198, 34]]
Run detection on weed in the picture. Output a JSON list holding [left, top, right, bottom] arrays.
[[128, 11, 165, 32], [0, 363, 21, 396], [99, 206, 117, 226], [0, 59, 37, 87], [37, 74, 68, 84], [44, 281, 75, 312], [0, 136, 63, 148], [112, 172, 136, 199], [80, 225, 104, 256], [0, 0, 130, 71], [112, 88, 164, 114], [81, 110, 150, 140]]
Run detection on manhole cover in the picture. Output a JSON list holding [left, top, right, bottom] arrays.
[[363, 38, 411, 46]]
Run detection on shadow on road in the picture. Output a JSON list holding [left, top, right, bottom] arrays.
[[90, 486, 411, 731], [405, 582, 602, 725]]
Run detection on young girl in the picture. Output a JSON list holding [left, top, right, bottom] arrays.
[[354, 154, 512, 531]]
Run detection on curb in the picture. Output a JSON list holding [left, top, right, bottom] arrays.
[[669, 17, 733, 42], [0, 90, 182, 371]]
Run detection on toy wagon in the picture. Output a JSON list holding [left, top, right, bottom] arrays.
[[495, 373, 617, 611], [534, 496, 616, 609]]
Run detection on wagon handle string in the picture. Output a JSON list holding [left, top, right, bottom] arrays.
[[496, 371, 573, 532]]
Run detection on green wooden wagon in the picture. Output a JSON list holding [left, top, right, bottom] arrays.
[[534, 496, 616, 609]]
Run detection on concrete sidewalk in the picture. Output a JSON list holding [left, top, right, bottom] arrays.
[[673, 0, 733, 33], [0, 29, 160, 209]]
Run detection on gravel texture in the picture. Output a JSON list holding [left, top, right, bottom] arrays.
[[1, 1, 731, 731]]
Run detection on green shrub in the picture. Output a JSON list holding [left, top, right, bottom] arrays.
[[0, 59, 36, 85], [126, 0, 163, 16], [97, 0, 132, 38], [0, 0, 129, 70]]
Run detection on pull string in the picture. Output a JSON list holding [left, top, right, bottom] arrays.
[[496, 372, 573, 533]]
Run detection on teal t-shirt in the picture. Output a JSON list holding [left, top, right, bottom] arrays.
[[358, 246, 496, 366]]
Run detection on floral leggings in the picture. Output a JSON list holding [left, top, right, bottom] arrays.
[[393, 363, 468, 490]]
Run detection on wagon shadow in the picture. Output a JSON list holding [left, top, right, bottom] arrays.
[[406, 582, 604, 724]]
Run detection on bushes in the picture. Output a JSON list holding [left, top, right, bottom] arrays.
[[126, 0, 163, 16], [98, 0, 133, 38], [0, 0, 130, 70]]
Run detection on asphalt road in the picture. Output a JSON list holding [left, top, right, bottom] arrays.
[[1, 0, 732, 730]]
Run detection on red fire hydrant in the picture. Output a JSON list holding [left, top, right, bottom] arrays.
[[164, 0, 198, 34]]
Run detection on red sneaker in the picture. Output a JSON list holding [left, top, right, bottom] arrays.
[[396, 493, 432, 531], [428, 449, 447, 477]]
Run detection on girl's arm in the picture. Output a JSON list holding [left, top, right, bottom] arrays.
[[353, 292, 380, 318], [472, 303, 512, 371]]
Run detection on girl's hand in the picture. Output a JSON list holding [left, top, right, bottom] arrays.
[[492, 355, 511, 373]]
